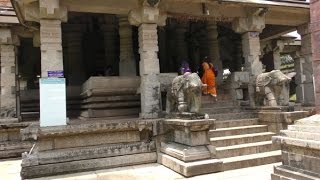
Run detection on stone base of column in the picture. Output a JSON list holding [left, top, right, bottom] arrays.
[[140, 74, 161, 119], [271, 115, 320, 179], [158, 119, 222, 177]]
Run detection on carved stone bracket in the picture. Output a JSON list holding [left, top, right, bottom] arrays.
[[23, 0, 68, 22], [232, 8, 266, 34], [128, 4, 167, 26]]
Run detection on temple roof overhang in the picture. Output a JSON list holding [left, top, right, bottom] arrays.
[[0, 0, 18, 24], [10, 0, 310, 41]]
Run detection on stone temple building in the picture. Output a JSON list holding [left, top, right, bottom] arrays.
[[0, 0, 318, 179]]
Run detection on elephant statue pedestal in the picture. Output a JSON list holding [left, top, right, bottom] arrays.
[[158, 118, 222, 177]]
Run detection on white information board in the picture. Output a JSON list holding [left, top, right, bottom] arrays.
[[40, 78, 67, 127]]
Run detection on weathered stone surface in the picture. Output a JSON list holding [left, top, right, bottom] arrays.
[[259, 111, 308, 134], [138, 23, 161, 119], [272, 114, 320, 179], [80, 108, 140, 118], [24, 141, 155, 165], [32, 120, 153, 138], [163, 119, 215, 131], [0, 28, 17, 118], [82, 76, 140, 93], [272, 165, 320, 180], [52, 131, 140, 150], [158, 153, 222, 177], [22, 152, 157, 179], [118, 15, 136, 76], [160, 142, 211, 162], [21, 119, 157, 179], [174, 130, 209, 146], [159, 118, 220, 176], [40, 20, 64, 77]]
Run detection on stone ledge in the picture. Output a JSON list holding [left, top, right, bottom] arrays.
[[160, 142, 211, 162], [158, 153, 222, 177], [163, 119, 215, 132], [21, 152, 157, 179], [258, 111, 309, 123], [273, 136, 320, 150], [22, 120, 155, 139], [22, 141, 155, 166], [279, 129, 320, 141], [272, 165, 320, 180]]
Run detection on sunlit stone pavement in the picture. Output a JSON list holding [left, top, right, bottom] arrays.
[[0, 159, 280, 180]]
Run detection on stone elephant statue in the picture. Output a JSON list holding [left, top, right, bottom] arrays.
[[166, 73, 202, 114], [255, 70, 295, 106]]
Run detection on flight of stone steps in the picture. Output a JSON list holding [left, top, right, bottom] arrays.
[[201, 95, 281, 171]]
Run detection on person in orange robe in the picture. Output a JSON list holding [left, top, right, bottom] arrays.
[[201, 62, 217, 98]]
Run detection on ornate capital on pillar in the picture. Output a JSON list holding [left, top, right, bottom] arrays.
[[128, 5, 167, 26], [0, 28, 13, 44], [23, 0, 67, 22], [232, 9, 266, 33], [39, 0, 67, 22]]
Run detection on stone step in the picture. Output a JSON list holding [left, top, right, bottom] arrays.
[[272, 165, 320, 180], [81, 101, 140, 109], [158, 153, 223, 177], [222, 150, 281, 171], [80, 108, 140, 118], [215, 118, 259, 129], [216, 141, 279, 158], [210, 112, 258, 120], [210, 132, 275, 147], [209, 125, 268, 137], [202, 101, 236, 108], [201, 106, 242, 114]]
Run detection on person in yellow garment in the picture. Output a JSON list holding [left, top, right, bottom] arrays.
[[201, 62, 217, 100]]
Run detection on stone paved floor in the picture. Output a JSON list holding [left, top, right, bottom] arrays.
[[0, 158, 280, 180]]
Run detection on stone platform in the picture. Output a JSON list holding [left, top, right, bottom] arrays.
[[80, 77, 141, 120], [258, 110, 309, 134], [20, 118, 159, 179], [0, 119, 33, 159], [158, 118, 222, 177], [271, 114, 320, 179]]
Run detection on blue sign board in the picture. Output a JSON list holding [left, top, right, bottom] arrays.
[[48, 70, 64, 77]]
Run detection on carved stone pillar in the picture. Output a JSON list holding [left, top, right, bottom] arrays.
[[0, 28, 17, 118], [291, 51, 304, 104], [232, 11, 265, 106], [272, 40, 284, 70], [40, 19, 64, 77], [118, 15, 136, 76], [138, 24, 161, 118], [63, 24, 86, 85], [297, 24, 315, 106], [175, 22, 188, 64], [101, 15, 118, 73], [128, 2, 166, 118], [207, 22, 223, 84]]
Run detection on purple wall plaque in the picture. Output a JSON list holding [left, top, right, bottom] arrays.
[[48, 70, 64, 77]]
